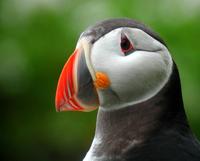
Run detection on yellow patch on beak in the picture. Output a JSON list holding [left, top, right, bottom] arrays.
[[94, 72, 110, 90]]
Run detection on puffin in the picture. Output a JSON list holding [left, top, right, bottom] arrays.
[[55, 18, 200, 161]]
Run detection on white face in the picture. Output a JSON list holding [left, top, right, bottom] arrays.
[[90, 27, 173, 110]]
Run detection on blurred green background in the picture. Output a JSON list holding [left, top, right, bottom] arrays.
[[0, 0, 199, 160]]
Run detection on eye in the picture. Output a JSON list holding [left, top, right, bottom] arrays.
[[120, 34, 135, 55]]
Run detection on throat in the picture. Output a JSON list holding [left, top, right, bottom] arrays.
[[93, 103, 166, 157]]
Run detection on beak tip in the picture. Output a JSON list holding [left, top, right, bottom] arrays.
[[55, 103, 67, 112], [55, 96, 65, 112], [55, 104, 61, 112], [55, 106, 61, 112]]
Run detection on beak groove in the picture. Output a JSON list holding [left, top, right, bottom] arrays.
[[55, 43, 99, 112], [55, 49, 83, 111]]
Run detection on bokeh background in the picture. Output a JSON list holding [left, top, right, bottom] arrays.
[[0, 0, 200, 161]]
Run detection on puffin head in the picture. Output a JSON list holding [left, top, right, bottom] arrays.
[[55, 18, 173, 112]]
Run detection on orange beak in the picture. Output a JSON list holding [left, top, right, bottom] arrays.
[[55, 45, 99, 112]]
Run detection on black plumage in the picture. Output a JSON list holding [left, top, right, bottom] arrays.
[[92, 63, 200, 161], [81, 18, 166, 46], [81, 19, 200, 161], [55, 18, 200, 161]]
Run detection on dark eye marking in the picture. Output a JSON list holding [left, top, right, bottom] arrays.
[[120, 33, 135, 55]]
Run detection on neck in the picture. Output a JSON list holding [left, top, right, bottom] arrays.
[[85, 64, 190, 160]]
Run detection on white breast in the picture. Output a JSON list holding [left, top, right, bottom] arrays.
[[83, 137, 104, 161]]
